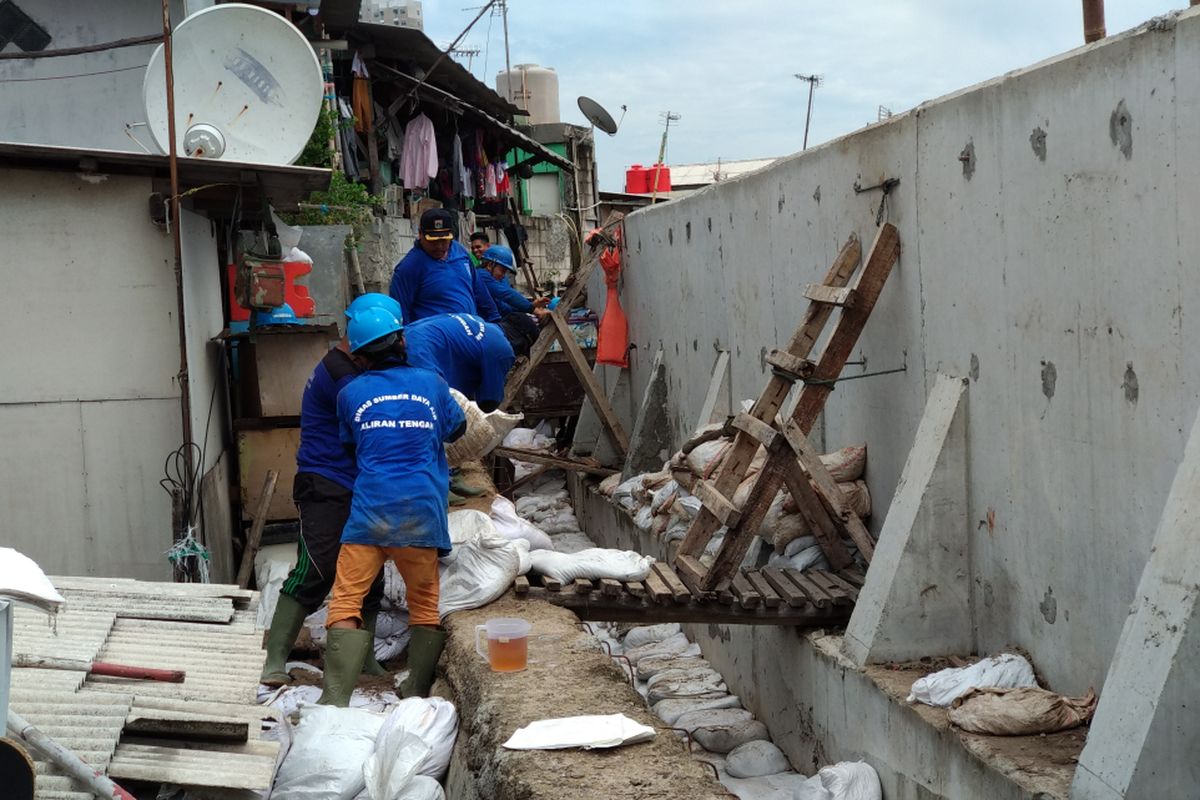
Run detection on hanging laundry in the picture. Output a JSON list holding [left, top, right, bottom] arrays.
[[337, 97, 361, 179], [495, 160, 512, 197], [351, 53, 372, 133], [596, 226, 629, 367], [400, 113, 438, 190], [483, 161, 498, 200], [452, 135, 473, 198]]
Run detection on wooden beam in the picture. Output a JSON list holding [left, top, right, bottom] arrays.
[[777, 459, 855, 571], [236, 470, 278, 590], [730, 413, 784, 453], [491, 447, 617, 477], [691, 479, 742, 528], [695, 349, 732, 432], [652, 562, 692, 604], [548, 311, 630, 456], [764, 350, 815, 381], [783, 422, 876, 562], [744, 571, 782, 608], [803, 283, 857, 308]]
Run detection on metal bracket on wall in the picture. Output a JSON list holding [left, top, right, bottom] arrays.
[[853, 177, 901, 225]]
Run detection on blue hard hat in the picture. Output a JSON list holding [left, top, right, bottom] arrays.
[[482, 244, 516, 273], [252, 303, 299, 327], [348, 306, 402, 354], [345, 292, 403, 326]]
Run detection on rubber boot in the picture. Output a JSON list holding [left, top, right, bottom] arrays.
[[449, 469, 486, 497], [448, 489, 467, 507], [399, 626, 447, 698], [360, 610, 388, 677], [259, 593, 308, 686], [317, 627, 372, 706]]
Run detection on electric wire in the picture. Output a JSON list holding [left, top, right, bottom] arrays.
[[0, 63, 147, 82]]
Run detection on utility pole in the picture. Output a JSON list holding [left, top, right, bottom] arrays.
[[650, 111, 680, 202], [794, 73, 822, 150], [500, 0, 513, 102]]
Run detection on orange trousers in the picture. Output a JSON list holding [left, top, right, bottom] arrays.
[[328, 544, 440, 628]]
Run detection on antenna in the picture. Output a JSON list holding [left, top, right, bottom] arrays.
[[447, 44, 482, 71], [650, 111, 680, 202], [794, 73, 823, 150], [577, 96, 619, 135], [142, 4, 323, 164], [877, 105, 893, 122]]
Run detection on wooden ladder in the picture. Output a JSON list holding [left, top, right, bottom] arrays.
[[674, 223, 902, 594]]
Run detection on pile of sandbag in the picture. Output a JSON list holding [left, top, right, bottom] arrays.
[[445, 389, 523, 467]]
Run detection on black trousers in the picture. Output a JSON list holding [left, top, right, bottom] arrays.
[[280, 471, 384, 616]]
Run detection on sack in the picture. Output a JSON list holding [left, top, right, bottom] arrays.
[[649, 480, 680, 515], [362, 725, 430, 800], [272, 705, 383, 800], [376, 697, 458, 779], [907, 654, 1038, 708], [796, 761, 882, 800], [674, 708, 767, 754], [821, 445, 867, 482], [490, 496, 553, 550], [948, 686, 1097, 735], [685, 438, 732, 478], [598, 473, 622, 496], [529, 548, 655, 584], [445, 389, 523, 466], [622, 623, 681, 650], [724, 740, 791, 779]]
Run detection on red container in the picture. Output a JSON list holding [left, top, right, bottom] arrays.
[[625, 164, 649, 194], [647, 163, 671, 193]]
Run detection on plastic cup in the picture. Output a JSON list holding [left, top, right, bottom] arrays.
[[475, 617, 531, 672]]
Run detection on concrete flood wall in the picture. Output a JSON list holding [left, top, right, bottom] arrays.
[[595, 9, 1200, 699]]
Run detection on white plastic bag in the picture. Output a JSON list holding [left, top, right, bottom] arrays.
[[363, 725, 430, 800], [529, 548, 655, 584], [502, 714, 655, 750], [796, 761, 882, 800], [377, 697, 458, 779], [0, 547, 64, 612], [272, 705, 383, 800], [490, 496, 553, 550], [907, 654, 1038, 708]]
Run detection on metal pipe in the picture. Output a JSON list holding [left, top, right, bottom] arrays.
[[162, 0, 196, 495], [0, 33, 161, 59], [13, 654, 186, 682], [7, 709, 137, 800], [1083, 0, 1106, 42]]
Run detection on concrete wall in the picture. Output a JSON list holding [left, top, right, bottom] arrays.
[[600, 10, 1200, 696]]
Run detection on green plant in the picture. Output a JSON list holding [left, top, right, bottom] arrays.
[[281, 171, 384, 228], [297, 105, 346, 169]]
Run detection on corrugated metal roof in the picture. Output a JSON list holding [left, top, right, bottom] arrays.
[[668, 158, 781, 187]]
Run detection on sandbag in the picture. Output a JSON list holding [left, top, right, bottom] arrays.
[[636, 655, 710, 682], [490, 496, 553, 550], [652, 693, 742, 725], [649, 480, 680, 515], [397, 776, 445, 800], [376, 697, 458, 778], [647, 672, 727, 706], [796, 761, 882, 800], [674, 707, 768, 754], [529, 548, 654, 584], [598, 473, 622, 496], [821, 445, 867, 482], [272, 705, 383, 800], [612, 476, 644, 511], [907, 654, 1038, 708], [623, 631, 691, 666], [724, 739, 791, 778], [645, 665, 722, 689], [948, 686, 1098, 735], [686, 438, 732, 478], [363, 725, 430, 800], [622, 623, 681, 650]]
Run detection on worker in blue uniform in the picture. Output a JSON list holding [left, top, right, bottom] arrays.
[[389, 209, 500, 325], [259, 294, 397, 686], [405, 312, 515, 413], [319, 304, 466, 705], [477, 244, 549, 316]]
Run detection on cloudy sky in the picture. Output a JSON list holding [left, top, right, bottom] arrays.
[[424, 1, 1182, 191]]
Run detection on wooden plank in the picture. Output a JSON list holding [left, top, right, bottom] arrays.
[[764, 349, 815, 380], [236, 469, 278, 589], [818, 570, 862, 599], [691, 479, 742, 528], [695, 349, 731, 432], [599, 578, 622, 597], [783, 422, 876, 562], [791, 223, 901, 434], [548, 311, 630, 456], [760, 567, 809, 608], [803, 283, 857, 308], [777, 459, 855, 571], [673, 554, 713, 600], [642, 569, 673, 604], [624, 581, 646, 597], [803, 570, 853, 606], [744, 571, 782, 608], [730, 413, 783, 453], [573, 578, 594, 595], [237, 429, 299, 521], [502, 254, 600, 409], [785, 570, 836, 609], [715, 580, 735, 606], [544, 577, 562, 593], [523, 586, 853, 626], [514, 576, 530, 595], [840, 567, 867, 589], [652, 563, 691, 604], [502, 465, 552, 499], [492, 447, 617, 477], [730, 572, 761, 609]]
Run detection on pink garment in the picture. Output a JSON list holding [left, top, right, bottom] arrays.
[[400, 113, 438, 189]]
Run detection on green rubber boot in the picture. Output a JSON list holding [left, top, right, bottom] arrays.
[[317, 627, 372, 706], [259, 593, 308, 686], [449, 470, 486, 497], [361, 610, 388, 677], [399, 626, 448, 699], [448, 489, 467, 507]]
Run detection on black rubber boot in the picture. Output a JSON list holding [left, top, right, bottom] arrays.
[[361, 610, 388, 677], [259, 593, 308, 686], [399, 626, 448, 698], [317, 627, 372, 706]]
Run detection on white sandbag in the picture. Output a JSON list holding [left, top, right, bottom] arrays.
[[633, 505, 654, 530], [373, 609, 410, 662], [645, 666, 723, 689], [515, 491, 568, 517], [838, 480, 872, 518], [622, 631, 691, 666], [254, 552, 295, 630], [598, 473, 622, 496], [490, 496, 553, 550], [821, 445, 867, 482], [653, 693, 742, 725], [529, 547, 654, 584], [636, 655, 709, 682], [906, 653, 1038, 708], [623, 623, 681, 650], [305, 605, 329, 649], [377, 697, 458, 779], [538, 509, 581, 534], [796, 761, 882, 800], [766, 542, 829, 573], [444, 389, 490, 466], [397, 776, 445, 800], [686, 438, 732, 478], [724, 739, 791, 779], [723, 771, 812, 800], [363, 725, 430, 800], [272, 705, 383, 800], [649, 480, 680, 515], [549, 532, 595, 554], [647, 674, 727, 706], [515, 539, 532, 576], [675, 708, 768, 754], [948, 686, 1098, 735], [612, 476, 644, 511]]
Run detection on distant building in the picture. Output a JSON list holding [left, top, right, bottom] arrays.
[[360, 0, 424, 30], [668, 158, 779, 194]]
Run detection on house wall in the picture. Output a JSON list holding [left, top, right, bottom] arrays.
[[0, 168, 223, 580], [600, 9, 1200, 696]]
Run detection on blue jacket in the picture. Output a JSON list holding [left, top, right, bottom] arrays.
[[389, 240, 500, 324], [296, 348, 361, 490], [336, 362, 466, 553], [477, 269, 533, 315], [405, 313, 515, 408]]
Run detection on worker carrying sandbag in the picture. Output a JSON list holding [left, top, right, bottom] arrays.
[[319, 303, 467, 705]]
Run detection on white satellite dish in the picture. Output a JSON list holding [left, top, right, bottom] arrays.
[[143, 3, 323, 165]]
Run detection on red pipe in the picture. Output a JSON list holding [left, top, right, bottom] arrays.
[[90, 662, 186, 683], [1083, 0, 1106, 43]]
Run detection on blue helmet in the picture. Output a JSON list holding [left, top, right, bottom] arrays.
[[345, 292, 403, 325], [482, 244, 516, 273], [348, 306, 402, 354], [252, 303, 299, 327]]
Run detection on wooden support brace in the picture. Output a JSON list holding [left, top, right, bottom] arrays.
[[783, 422, 876, 562], [547, 312, 630, 456], [491, 447, 617, 477], [803, 284, 857, 308], [691, 479, 741, 528], [764, 349, 815, 382], [731, 413, 785, 453]]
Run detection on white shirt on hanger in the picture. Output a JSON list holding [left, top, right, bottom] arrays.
[[400, 112, 438, 190]]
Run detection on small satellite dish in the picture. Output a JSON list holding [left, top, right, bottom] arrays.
[[577, 96, 620, 136], [143, 3, 324, 165]]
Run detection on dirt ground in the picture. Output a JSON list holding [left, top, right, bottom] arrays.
[[440, 595, 732, 800]]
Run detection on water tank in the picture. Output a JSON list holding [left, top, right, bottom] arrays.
[[647, 163, 672, 193], [625, 164, 649, 194], [496, 64, 560, 124]]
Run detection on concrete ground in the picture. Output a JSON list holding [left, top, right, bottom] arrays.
[[441, 594, 732, 800]]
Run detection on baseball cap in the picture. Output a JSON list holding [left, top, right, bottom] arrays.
[[419, 208, 455, 240]]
